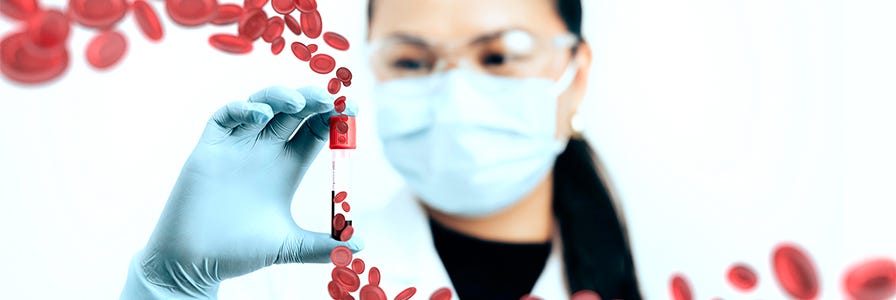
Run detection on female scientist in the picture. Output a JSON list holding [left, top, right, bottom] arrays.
[[121, 0, 642, 299]]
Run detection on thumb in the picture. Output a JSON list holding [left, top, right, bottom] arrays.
[[274, 229, 364, 264]]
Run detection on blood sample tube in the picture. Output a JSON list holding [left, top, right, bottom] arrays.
[[330, 115, 356, 240]]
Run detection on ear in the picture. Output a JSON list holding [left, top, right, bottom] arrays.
[[557, 40, 593, 138]]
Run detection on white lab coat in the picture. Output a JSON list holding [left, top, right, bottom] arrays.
[[218, 188, 571, 300]]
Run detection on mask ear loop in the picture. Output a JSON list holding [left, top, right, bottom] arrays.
[[548, 62, 579, 96]]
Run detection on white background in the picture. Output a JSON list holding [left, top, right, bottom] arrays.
[[1, 0, 894, 299]]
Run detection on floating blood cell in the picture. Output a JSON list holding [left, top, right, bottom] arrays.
[[844, 258, 896, 300], [69, 0, 128, 29], [334, 96, 347, 113], [271, 0, 293, 14], [26, 9, 70, 53], [340, 225, 354, 241], [571, 290, 601, 300], [1, 0, 39, 20], [261, 17, 284, 43], [165, 0, 218, 27], [270, 37, 284, 54], [238, 9, 267, 41], [208, 33, 252, 54], [324, 32, 350, 51], [210, 4, 242, 25], [284, 14, 301, 35], [342, 201, 351, 212], [670, 274, 693, 300], [333, 266, 361, 292], [330, 245, 352, 267], [334, 191, 347, 203], [395, 287, 417, 300], [1, 31, 69, 85], [132, 0, 163, 42], [243, 0, 267, 9], [333, 213, 346, 231], [329, 281, 348, 299], [291, 41, 311, 61], [86, 30, 127, 70], [360, 285, 387, 300], [368, 267, 381, 286], [343, 80, 351, 87], [430, 287, 452, 300], [727, 264, 758, 292], [328, 77, 342, 94], [299, 10, 322, 38], [352, 258, 366, 274], [294, 0, 316, 13], [306, 43, 318, 53], [309, 53, 335, 74], [772, 244, 819, 299], [336, 67, 353, 82]]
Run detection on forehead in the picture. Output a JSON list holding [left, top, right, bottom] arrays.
[[368, 0, 568, 42]]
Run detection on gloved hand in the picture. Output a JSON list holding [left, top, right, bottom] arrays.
[[121, 86, 361, 300]]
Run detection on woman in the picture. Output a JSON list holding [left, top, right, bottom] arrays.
[[121, 0, 641, 299]]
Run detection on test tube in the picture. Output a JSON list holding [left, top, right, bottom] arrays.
[[330, 115, 356, 241]]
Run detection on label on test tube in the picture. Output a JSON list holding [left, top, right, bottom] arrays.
[[329, 115, 356, 150]]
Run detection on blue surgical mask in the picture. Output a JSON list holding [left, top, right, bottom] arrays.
[[373, 65, 577, 217]]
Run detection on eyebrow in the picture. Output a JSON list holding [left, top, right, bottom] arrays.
[[382, 27, 535, 47]]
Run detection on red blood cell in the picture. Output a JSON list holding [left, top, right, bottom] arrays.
[[294, 0, 316, 13], [291, 42, 310, 61], [261, 17, 284, 43], [323, 32, 350, 51], [360, 285, 388, 300], [343, 80, 352, 87], [352, 258, 366, 274], [243, 0, 266, 9], [430, 287, 452, 300], [68, 0, 128, 29], [336, 67, 353, 82], [164, 0, 218, 27], [307, 43, 318, 53], [772, 244, 819, 299], [309, 53, 335, 74], [329, 281, 348, 299], [519, 295, 543, 300], [571, 290, 601, 300], [333, 266, 361, 292], [844, 258, 896, 300], [238, 9, 267, 41], [1, 0, 39, 20], [330, 245, 352, 267], [334, 191, 348, 203], [26, 9, 70, 53], [328, 77, 342, 94], [333, 213, 346, 231], [210, 4, 242, 25], [271, 0, 293, 14], [86, 30, 127, 70], [132, 0, 163, 42], [368, 267, 381, 286], [342, 201, 351, 212], [208, 34, 252, 54], [727, 264, 758, 291], [299, 10, 322, 38], [270, 37, 285, 54], [1, 31, 69, 85], [334, 96, 347, 113], [670, 274, 693, 300], [335, 120, 349, 134], [395, 287, 417, 300], [284, 14, 301, 35], [340, 225, 354, 241]]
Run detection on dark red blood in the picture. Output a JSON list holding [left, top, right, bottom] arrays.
[[290, 41, 310, 61], [284, 14, 301, 35], [164, 0, 218, 27], [294, 0, 316, 13], [727, 264, 758, 291], [368, 267, 381, 286], [571, 290, 601, 300], [86, 30, 127, 70], [271, 0, 293, 14], [333, 266, 362, 292], [323, 32, 350, 51], [210, 4, 241, 25], [299, 10, 322, 38], [334, 191, 347, 203], [845, 258, 896, 300], [333, 213, 346, 231], [337, 136, 347, 144], [329, 281, 348, 299], [334, 96, 347, 113], [395, 287, 417, 300], [132, 1, 163, 41], [309, 53, 335, 74], [330, 245, 352, 267], [341, 200, 351, 212], [307, 43, 318, 53], [343, 80, 351, 87], [335, 121, 349, 134], [238, 9, 267, 41], [669, 274, 693, 300], [430, 287, 452, 300], [26, 9, 70, 53], [208, 34, 252, 54], [242, 0, 266, 9], [1, 0, 39, 20], [360, 285, 388, 300], [336, 67, 352, 82], [340, 225, 354, 241], [352, 258, 366, 274], [261, 17, 284, 42], [68, 0, 127, 29], [328, 77, 342, 94], [772, 244, 819, 299], [0, 31, 69, 85], [519, 295, 543, 300], [270, 37, 284, 54]]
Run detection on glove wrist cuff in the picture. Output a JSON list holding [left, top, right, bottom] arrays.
[[120, 249, 217, 300]]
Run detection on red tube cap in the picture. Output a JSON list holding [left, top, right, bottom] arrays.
[[329, 115, 356, 149]]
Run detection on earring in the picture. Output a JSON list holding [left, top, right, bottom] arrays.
[[570, 111, 585, 138]]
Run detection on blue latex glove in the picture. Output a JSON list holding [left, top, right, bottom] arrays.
[[121, 86, 361, 300]]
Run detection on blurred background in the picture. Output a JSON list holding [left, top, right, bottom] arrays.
[[1, 0, 894, 299]]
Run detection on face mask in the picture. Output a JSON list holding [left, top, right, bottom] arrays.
[[373, 65, 577, 217]]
